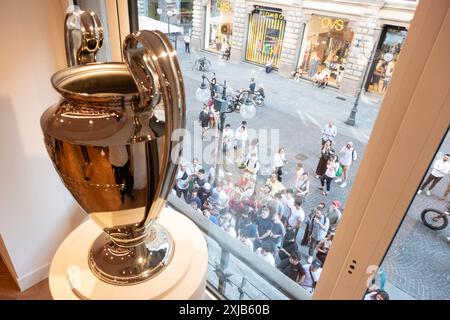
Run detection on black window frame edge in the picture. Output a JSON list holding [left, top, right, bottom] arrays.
[[128, 0, 139, 33]]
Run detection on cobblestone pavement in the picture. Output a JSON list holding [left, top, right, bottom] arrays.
[[382, 134, 450, 300], [174, 43, 449, 300]]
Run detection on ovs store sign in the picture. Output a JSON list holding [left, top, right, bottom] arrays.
[[216, 0, 232, 13], [321, 17, 345, 31]]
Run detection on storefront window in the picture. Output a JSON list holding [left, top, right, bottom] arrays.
[[138, 0, 193, 35], [366, 26, 408, 94], [245, 6, 286, 68], [205, 0, 233, 53], [299, 15, 354, 87]]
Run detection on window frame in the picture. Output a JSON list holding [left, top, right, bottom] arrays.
[[314, 0, 450, 299]]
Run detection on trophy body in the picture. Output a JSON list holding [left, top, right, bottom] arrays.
[[41, 10, 185, 285]]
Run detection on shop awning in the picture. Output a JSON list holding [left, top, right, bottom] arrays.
[[138, 15, 183, 34]]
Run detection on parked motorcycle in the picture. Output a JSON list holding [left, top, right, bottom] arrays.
[[227, 90, 257, 115], [238, 89, 265, 107]]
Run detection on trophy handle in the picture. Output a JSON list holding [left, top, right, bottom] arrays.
[[123, 30, 186, 228], [64, 6, 104, 67]]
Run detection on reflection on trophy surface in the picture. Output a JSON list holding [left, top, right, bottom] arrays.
[[40, 7, 186, 285]]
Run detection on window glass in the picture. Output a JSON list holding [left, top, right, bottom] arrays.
[[137, 0, 193, 49], [129, 0, 418, 300], [371, 129, 450, 300]]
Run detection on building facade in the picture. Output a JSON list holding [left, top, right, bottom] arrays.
[[138, 0, 194, 33], [191, 0, 416, 97]]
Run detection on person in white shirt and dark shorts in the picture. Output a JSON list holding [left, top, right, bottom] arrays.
[[273, 147, 287, 182], [417, 153, 450, 196], [321, 121, 337, 146], [184, 34, 190, 53], [335, 141, 357, 188]]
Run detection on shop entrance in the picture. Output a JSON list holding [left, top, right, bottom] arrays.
[[204, 0, 233, 54], [365, 25, 408, 94], [299, 15, 354, 87], [245, 6, 286, 69]]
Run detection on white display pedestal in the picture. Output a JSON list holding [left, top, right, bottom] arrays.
[[49, 207, 208, 300]]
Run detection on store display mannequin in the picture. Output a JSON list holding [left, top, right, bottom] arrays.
[[308, 53, 319, 78], [382, 60, 396, 92]]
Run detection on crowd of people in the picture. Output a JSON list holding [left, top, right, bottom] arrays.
[[172, 117, 369, 294]]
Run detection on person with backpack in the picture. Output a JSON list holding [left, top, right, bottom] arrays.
[[295, 172, 310, 202], [279, 251, 305, 282], [299, 259, 322, 293], [245, 154, 260, 181], [335, 141, 357, 188]]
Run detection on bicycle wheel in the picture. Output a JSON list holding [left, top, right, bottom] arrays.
[[421, 208, 449, 230]]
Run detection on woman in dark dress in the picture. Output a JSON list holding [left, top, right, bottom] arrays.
[[315, 139, 334, 178]]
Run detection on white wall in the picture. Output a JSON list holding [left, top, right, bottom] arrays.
[[0, 0, 86, 291]]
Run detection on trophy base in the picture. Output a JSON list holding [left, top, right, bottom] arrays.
[[88, 223, 174, 285]]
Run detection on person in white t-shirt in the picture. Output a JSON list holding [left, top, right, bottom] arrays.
[[245, 154, 261, 181], [335, 141, 357, 188], [418, 153, 450, 196], [288, 199, 305, 238], [234, 121, 248, 166], [280, 189, 295, 224], [222, 124, 234, 168], [273, 147, 287, 182], [299, 259, 322, 293], [174, 163, 192, 199], [239, 231, 254, 251], [184, 34, 190, 53], [321, 121, 337, 145], [255, 244, 275, 267], [188, 157, 202, 175], [222, 222, 237, 238]]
